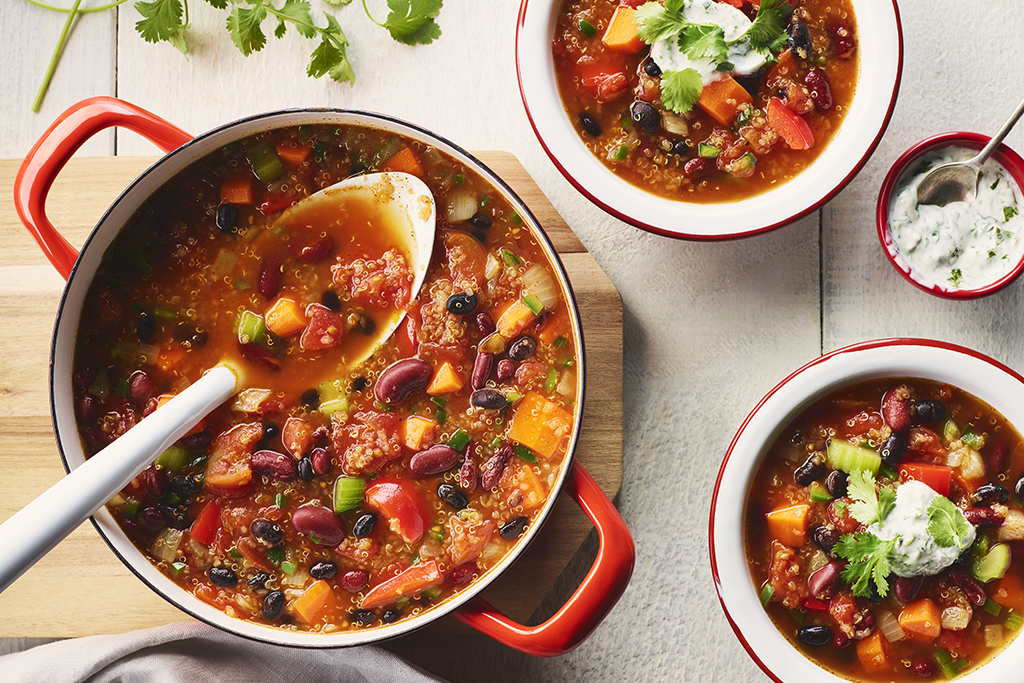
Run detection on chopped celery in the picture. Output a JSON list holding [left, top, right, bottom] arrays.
[[237, 310, 265, 344], [280, 561, 297, 575], [169, 561, 187, 577], [156, 444, 191, 472], [125, 498, 140, 517], [962, 430, 984, 448], [1006, 610, 1024, 630], [447, 429, 471, 452], [247, 140, 285, 182], [826, 439, 881, 475], [505, 391, 524, 405], [942, 419, 961, 445], [522, 292, 544, 315], [454, 173, 465, 187], [319, 397, 349, 418], [808, 481, 832, 503], [153, 306, 177, 319], [423, 586, 443, 600], [334, 476, 366, 514], [511, 211, 523, 225], [544, 368, 558, 394], [984, 600, 1003, 617], [319, 378, 345, 402], [973, 543, 1010, 582], [607, 144, 629, 162]]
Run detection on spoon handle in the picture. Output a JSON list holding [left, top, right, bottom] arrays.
[[976, 94, 1024, 166], [0, 366, 237, 594]]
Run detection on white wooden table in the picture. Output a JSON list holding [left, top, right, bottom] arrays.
[[3, 1, 1024, 680]]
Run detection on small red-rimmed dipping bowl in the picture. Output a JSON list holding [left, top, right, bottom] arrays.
[[13, 97, 634, 654], [710, 339, 1024, 682], [877, 132, 1024, 299]]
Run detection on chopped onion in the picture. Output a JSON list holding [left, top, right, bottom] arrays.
[[985, 624, 1004, 648], [662, 111, 688, 136], [281, 568, 310, 587], [445, 189, 478, 223], [88, 369, 110, 398], [232, 388, 272, 412], [556, 370, 575, 397], [211, 249, 238, 278], [484, 252, 501, 281], [522, 264, 560, 310], [151, 528, 184, 563], [876, 609, 906, 643]]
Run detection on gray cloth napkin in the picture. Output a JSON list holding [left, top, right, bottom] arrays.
[[0, 622, 448, 683]]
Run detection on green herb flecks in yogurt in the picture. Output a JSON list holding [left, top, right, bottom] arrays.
[[835, 471, 975, 598], [635, 0, 789, 114], [888, 146, 1024, 291]]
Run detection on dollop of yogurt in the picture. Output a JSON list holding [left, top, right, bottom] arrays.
[[867, 480, 975, 577], [649, 0, 767, 84], [887, 146, 1024, 291]]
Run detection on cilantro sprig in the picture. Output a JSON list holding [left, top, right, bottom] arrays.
[[927, 494, 973, 550], [836, 469, 898, 598], [847, 468, 896, 526]]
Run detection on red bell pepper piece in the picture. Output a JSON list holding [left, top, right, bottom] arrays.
[[365, 478, 429, 544], [190, 499, 222, 546], [360, 560, 443, 609], [767, 97, 815, 150], [899, 462, 953, 497]]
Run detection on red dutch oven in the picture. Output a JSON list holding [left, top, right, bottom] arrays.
[[13, 96, 634, 655]]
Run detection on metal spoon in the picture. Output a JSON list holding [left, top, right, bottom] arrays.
[[917, 95, 1024, 207], [0, 171, 436, 594]]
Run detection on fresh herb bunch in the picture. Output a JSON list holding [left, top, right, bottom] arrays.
[[633, 0, 789, 114]]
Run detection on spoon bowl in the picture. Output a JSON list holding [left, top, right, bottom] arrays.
[[0, 170, 435, 594]]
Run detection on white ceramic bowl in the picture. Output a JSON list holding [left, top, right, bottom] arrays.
[[516, 0, 904, 240], [710, 338, 1024, 682]]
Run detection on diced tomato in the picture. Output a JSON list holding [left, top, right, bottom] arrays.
[[300, 303, 345, 351], [905, 426, 947, 462], [397, 310, 418, 359], [838, 410, 884, 439], [190, 499, 222, 545], [576, 57, 630, 102], [442, 230, 486, 294], [766, 97, 814, 150], [446, 517, 495, 565], [360, 560, 443, 609], [282, 416, 313, 459], [205, 422, 262, 495], [899, 462, 953, 497], [937, 630, 975, 657], [259, 193, 295, 214], [365, 477, 429, 544]]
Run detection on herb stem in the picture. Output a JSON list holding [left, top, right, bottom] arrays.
[[360, 0, 386, 28], [32, 0, 83, 113], [26, 0, 127, 14]]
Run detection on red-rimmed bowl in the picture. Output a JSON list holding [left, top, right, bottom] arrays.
[[876, 132, 1024, 299], [710, 338, 1024, 682], [516, 0, 903, 240], [13, 97, 634, 655]]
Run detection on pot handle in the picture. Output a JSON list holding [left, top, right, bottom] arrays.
[[13, 96, 192, 280], [453, 460, 634, 657]]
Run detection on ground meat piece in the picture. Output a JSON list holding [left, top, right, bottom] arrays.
[[768, 540, 808, 609], [331, 410, 402, 474], [331, 248, 412, 309]]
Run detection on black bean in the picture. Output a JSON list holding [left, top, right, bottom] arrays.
[[826, 470, 848, 498], [669, 140, 689, 156], [250, 518, 285, 545], [159, 505, 193, 530], [469, 213, 492, 230], [793, 452, 826, 487], [438, 483, 469, 510], [880, 432, 907, 468], [352, 512, 377, 538], [446, 292, 479, 316], [812, 526, 841, 556], [972, 483, 1010, 506], [352, 376, 368, 392], [499, 516, 529, 540], [310, 561, 339, 579], [351, 609, 376, 626], [630, 100, 660, 133], [912, 399, 948, 422], [297, 456, 314, 482], [507, 335, 537, 361], [643, 59, 662, 78], [301, 388, 320, 408], [797, 624, 832, 647], [471, 388, 506, 410], [209, 567, 238, 587], [578, 112, 601, 137], [248, 572, 272, 590], [263, 590, 285, 620], [321, 289, 341, 311], [136, 311, 156, 342], [216, 203, 237, 232], [382, 609, 401, 623], [170, 473, 203, 497], [262, 422, 279, 441], [787, 22, 812, 60], [1016, 474, 1024, 500]]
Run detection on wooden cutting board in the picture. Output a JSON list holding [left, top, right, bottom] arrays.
[[0, 153, 623, 637]]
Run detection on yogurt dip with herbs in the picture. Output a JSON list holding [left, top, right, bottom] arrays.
[[888, 146, 1024, 291]]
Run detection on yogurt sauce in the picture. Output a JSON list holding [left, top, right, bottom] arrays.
[[867, 480, 975, 577], [888, 146, 1024, 291], [649, 0, 767, 84]]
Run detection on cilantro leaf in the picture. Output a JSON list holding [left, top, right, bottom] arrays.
[[678, 24, 728, 64], [321, 0, 353, 4], [135, 0, 185, 43], [836, 532, 898, 598], [307, 14, 355, 84], [634, 1, 688, 45], [227, 4, 268, 56], [275, 0, 316, 39], [660, 68, 703, 114], [203, 0, 228, 10], [746, 0, 789, 52], [927, 495, 972, 549], [846, 469, 896, 526], [1005, 206, 1019, 222], [384, 0, 442, 46]]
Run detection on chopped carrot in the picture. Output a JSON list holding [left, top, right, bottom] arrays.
[[698, 75, 753, 126], [601, 6, 645, 54], [274, 141, 311, 168], [156, 347, 187, 373], [496, 298, 536, 339], [992, 571, 1024, 612], [264, 297, 307, 338], [360, 560, 443, 609], [220, 176, 255, 205], [898, 599, 942, 641], [426, 361, 464, 396], [291, 579, 336, 625], [765, 503, 809, 547], [767, 49, 797, 82], [380, 146, 425, 178], [506, 391, 573, 459], [856, 631, 890, 672], [402, 415, 437, 451]]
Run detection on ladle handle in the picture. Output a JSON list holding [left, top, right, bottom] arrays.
[[976, 94, 1024, 167], [0, 367, 237, 594]]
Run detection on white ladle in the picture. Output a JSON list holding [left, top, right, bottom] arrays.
[[0, 171, 435, 594]]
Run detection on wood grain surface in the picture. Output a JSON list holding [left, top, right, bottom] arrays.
[[0, 153, 623, 638]]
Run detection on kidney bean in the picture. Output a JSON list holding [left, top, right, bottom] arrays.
[[471, 352, 494, 391], [352, 513, 377, 538], [882, 391, 911, 432], [880, 432, 907, 468], [481, 442, 514, 490], [310, 447, 333, 476], [291, 506, 346, 546], [963, 506, 1005, 527], [374, 358, 432, 405], [140, 506, 168, 531], [797, 624, 831, 647], [182, 430, 212, 452], [912, 658, 936, 678], [409, 444, 459, 476], [252, 450, 299, 481], [460, 443, 478, 492], [807, 561, 843, 599], [476, 312, 496, 337], [250, 518, 284, 545], [263, 590, 285, 620], [826, 470, 848, 498], [500, 516, 529, 540], [77, 394, 99, 424], [143, 466, 168, 499], [971, 483, 1010, 506], [508, 335, 538, 362], [296, 236, 333, 262], [804, 70, 833, 111], [684, 157, 716, 180], [472, 388, 506, 410], [340, 569, 369, 593], [827, 19, 856, 59], [495, 358, 514, 383], [448, 564, 476, 587], [793, 452, 826, 486], [209, 567, 238, 587], [893, 575, 923, 604], [989, 440, 1009, 472], [238, 342, 281, 371], [257, 256, 281, 301], [310, 561, 338, 579], [951, 570, 987, 607], [128, 370, 156, 402], [912, 399, 947, 422]]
